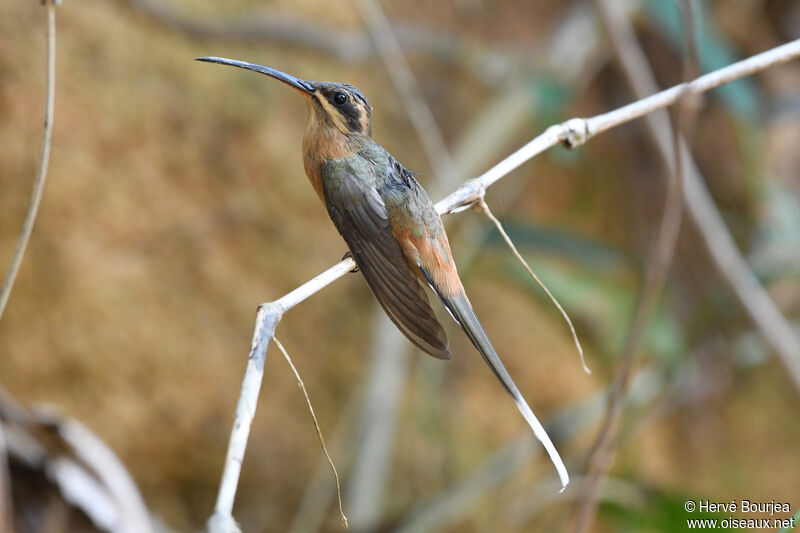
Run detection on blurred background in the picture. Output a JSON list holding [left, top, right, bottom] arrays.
[[1, 0, 799, 532]]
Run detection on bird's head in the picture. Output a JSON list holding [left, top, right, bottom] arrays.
[[196, 56, 373, 138]]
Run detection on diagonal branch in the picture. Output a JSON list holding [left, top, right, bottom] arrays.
[[0, 0, 59, 322], [346, 2, 461, 528], [273, 337, 347, 528], [476, 198, 588, 374], [245, 38, 800, 301], [207, 38, 800, 530], [572, 2, 698, 531], [588, 5, 800, 391]]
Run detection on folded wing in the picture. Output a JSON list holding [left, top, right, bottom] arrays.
[[322, 166, 451, 359]]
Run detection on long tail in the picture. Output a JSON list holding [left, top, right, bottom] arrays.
[[442, 290, 569, 490]]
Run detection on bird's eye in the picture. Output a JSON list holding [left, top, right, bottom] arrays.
[[333, 92, 348, 106]]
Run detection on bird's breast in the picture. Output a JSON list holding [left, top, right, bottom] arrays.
[[302, 124, 359, 203]]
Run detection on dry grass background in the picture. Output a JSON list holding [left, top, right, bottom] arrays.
[[1, 1, 799, 531]]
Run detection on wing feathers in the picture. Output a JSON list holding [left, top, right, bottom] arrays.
[[435, 286, 570, 490], [323, 169, 450, 359]]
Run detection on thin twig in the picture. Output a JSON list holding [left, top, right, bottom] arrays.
[[392, 366, 669, 533], [207, 39, 800, 529], [347, 2, 460, 528], [437, 39, 800, 215], [571, 2, 696, 531], [287, 70, 553, 533], [590, 5, 800, 391], [0, 0, 58, 322], [273, 337, 347, 528], [288, 393, 360, 533], [241, 40, 800, 318], [476, 198, 588, 374], [393, 329, 754, 533], [508, 476, 645, 527], [209, 304, 281, 533], [209, 265, 355, 532]]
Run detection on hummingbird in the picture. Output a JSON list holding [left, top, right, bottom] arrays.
[[197, 57, 568, 489]]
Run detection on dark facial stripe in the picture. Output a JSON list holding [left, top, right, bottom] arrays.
[[324, 91, 363, 133]]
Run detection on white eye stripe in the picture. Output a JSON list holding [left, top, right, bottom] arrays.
[[315, 93, 349, 132]]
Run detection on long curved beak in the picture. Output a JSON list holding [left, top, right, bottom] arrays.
[[195, 56, 316, 95]]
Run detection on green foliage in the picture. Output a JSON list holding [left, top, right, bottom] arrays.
[[643, 0, 759, 120], [751, 181, 800, 282], [601, 491, 734, 532], [490, 221, 687, 363], [530, 77, 581, 164]]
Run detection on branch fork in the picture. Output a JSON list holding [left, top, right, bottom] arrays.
[[207, 39, 800, 530]]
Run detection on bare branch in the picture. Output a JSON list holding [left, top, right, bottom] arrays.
[[476, 198, 588, 374], [287, 394, 360, 533], [273, 337, 347, 528], [207, 262, 367, 530], [392, 366, 667, 533], [56, 416, 156, 533], [251, 39, 800, 312], [0, 385, 155, 533], [508, 476, 645, 527], [287, 67, 554, 533], [572, 2, 698, 530], [444, 38, 800, 211], [207, 38, 800, 529], [0, 0, 58, 321], [274, 260, 357, 312], [346, 3, 461, 528], [208, 303, 282, 533], [587, 7, 800, 390]]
